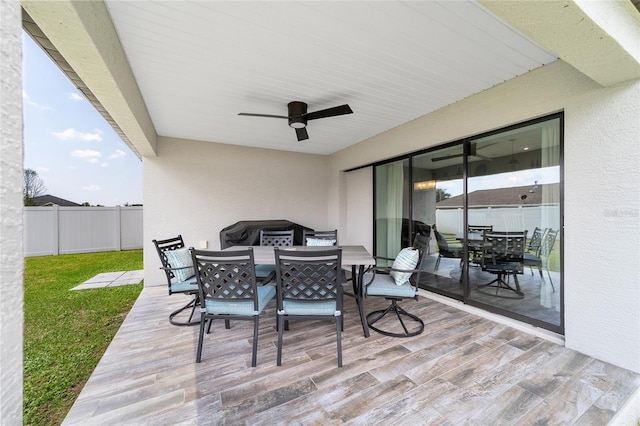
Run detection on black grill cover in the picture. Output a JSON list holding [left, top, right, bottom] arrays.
[[219, 220, 313, 249]]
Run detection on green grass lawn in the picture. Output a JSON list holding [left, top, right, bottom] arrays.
[[23, 250, 143, 426]]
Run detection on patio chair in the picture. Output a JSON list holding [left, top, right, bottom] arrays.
[[191, 247, 275, 366], [152, 235, 200, 326], [274, 247, 344, 367], [524, 227, 547, 275], [434, 229, 463, 271], [302, 229, 338, 246], [523, 228, 558, 291], [255, 229, 295, 285], [478, 230, 527, 299], [363, 233, 430, 338], [468, 225, 493, 263]]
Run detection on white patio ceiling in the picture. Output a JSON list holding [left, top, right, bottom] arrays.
[[103, 1, 557, 155]]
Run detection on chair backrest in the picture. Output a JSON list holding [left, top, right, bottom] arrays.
[[190, 248, 259, 311], [482, 230, 527, 264], [539, 228, 559, 258], [274, 247, 343, 310], [153, 235, 186, 284], [410, 233, 432, 280], [469, 225, 493, 233], [527, 227, 547, 255], [302, 229, 338, 246], [260, 229, 294, 246], [433, 229, 448, 251]]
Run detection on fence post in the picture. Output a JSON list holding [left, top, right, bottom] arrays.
[[52, 205, 59, 255], [115, 205, 122, 251]]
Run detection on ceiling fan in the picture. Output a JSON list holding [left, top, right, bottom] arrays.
[[238, 101, 353, 141]]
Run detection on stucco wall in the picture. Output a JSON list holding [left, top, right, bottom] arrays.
[[0, 0, 24, 423], [330, 60, 640, 373], [144, 136, 330, 285]]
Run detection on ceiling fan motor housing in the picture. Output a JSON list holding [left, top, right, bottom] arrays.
[[288, 101, 307, 128]]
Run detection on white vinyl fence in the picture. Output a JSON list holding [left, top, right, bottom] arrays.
[[24, 206, 143, 257], [435, 205, 561, 238]]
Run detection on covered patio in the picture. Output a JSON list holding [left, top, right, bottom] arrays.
[[62, 288, 639, 425], [3, 1, 639, 423]]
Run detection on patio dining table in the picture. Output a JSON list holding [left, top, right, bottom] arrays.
[[222, 245, 376, 337]]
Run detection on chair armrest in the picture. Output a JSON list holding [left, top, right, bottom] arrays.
[[160, 265, 194, 271]]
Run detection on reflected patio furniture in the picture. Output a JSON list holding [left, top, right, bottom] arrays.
[[255, 229, 295, 285], [363, 234, 430, 337], [525, 227, 547, 275], [524, 228, 558, 291], [478, 230, 527, 299], [152, 235, 200, 326], [274, 247, 344, 367], [468, 225, 493, 263], [191, 247, 275, 366], [434, 229, 464, 271]]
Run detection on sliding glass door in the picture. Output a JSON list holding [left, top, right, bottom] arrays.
[[465, 117, 562, 330], [372, 113, 563, 333]]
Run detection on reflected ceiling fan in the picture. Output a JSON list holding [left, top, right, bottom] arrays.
[[238, 101, 353, 141], [431, 142, 493, 162]]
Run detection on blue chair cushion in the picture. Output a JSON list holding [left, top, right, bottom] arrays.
[[204, 285, 275, 316], [170, 275, 198, 293], [523, 253, 541, 266], [255, 264, 276, 278], [366, 273, 418, 298], [281, 300, 338, 316]]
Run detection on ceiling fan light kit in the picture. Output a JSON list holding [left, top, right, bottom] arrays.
[[238, 100, 353, 141]]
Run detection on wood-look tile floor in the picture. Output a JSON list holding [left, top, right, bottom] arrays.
[[63, 285, 639, 425]]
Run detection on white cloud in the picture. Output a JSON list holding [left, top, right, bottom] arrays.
[[23, 90, 52, 111], [71, 149, 102, 159], [68, 92, 85, 102], [53, 128, 103, 142], [82, 185, 101, 191], [100, 162, 108, 168], [36, 167, 50, 173], [108, 149, 126, 159]]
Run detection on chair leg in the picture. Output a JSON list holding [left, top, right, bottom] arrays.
[[225, 319, 231, 329], [251, 316, 259, 367], [367, 299, 424, 338], [277, 314, 284, 366], [336, 317, 343, 367], [434, 255, 441, 271], [196, 315, 206, 363], [169, 294, 201, 326]]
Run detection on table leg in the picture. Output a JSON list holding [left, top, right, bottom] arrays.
[[353, 265, 370, 338]]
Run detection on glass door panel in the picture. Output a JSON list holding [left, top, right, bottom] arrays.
[[374, 159, 410, 266], [466, 118, 561, 330], [412, 144, 464, 298]]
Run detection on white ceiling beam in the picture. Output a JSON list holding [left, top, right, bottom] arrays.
[[22, 0, 157, 158], [480, 0, 640, 87]]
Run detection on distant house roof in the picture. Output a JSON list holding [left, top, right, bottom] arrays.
[[31, 195, 81, 207], [437, 183, 559, 208]]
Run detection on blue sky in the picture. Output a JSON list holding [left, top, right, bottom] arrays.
[[22, 33, 143, 206]]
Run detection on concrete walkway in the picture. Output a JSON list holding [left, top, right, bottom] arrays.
[[71, 270, 144, 290]]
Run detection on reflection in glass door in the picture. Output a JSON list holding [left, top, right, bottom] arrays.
[[412, 144, 465, 298], [371, 113, 562, 333], [465, 118, 562, 330]]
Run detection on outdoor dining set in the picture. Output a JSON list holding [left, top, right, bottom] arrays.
[[153, 226, 432, 368]]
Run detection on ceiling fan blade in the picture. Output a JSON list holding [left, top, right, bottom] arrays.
[[296, 127, 309, 141], [238, 113, 288, 119], [305, 104, 353, 121]]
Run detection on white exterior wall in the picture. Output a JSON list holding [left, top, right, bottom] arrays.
[[0, 0, 23, 423], [330, 60, 640, 373], [143, 136, 330, 285]]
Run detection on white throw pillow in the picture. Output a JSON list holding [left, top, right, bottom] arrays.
[[389, 247, 419, 286], [165, 248, 195, 282], [306, 237, 336, 247]]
